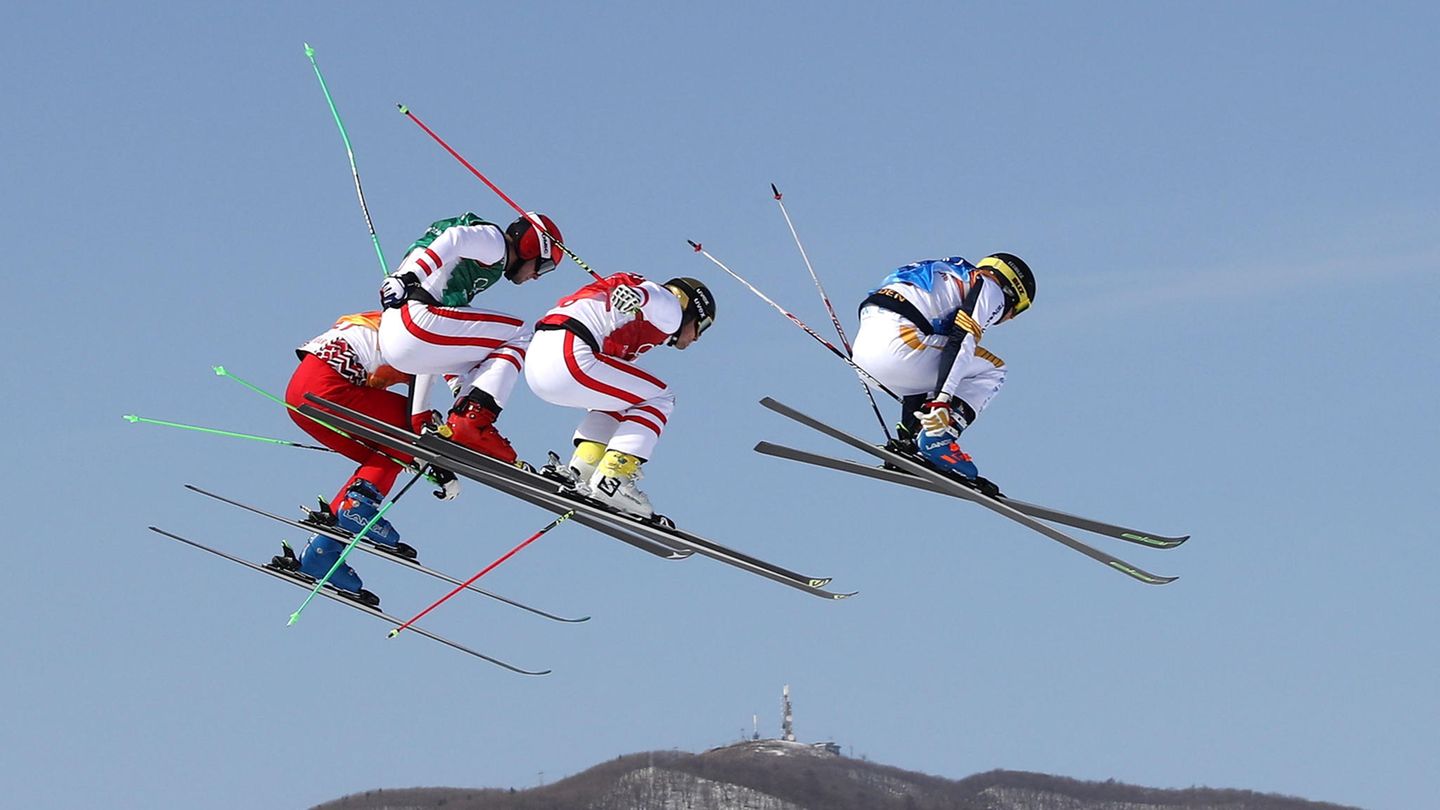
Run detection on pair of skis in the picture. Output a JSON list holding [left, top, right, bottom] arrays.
[[146, 526, 554, 674], [294, 395, 855, 600], [755, 398, 1186, 585]]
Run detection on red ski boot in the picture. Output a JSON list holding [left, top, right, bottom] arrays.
[[441, 396, 518, 464]]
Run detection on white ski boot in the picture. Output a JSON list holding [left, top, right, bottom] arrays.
[[587, 450, 654, 519]]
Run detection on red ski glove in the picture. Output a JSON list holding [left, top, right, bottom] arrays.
[[411, 410, 443, 435]]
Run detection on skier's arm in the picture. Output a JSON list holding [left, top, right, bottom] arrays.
[[933, 277, 1009, 401], [407, 374, 459, 500], [393, 223, 507, 280], [637, 280, 683, 335], [408, 374, 439, 433]]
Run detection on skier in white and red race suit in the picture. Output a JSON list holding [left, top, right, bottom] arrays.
[[283, 311, 461, 602], [850, 253, 1035, 482], [377, 211, 565, 464], [525, 274, 716, 519]]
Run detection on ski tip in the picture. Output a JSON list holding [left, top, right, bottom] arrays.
[[1122, 531, 1189, 548]]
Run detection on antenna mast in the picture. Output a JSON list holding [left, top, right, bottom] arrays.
[[782, 684, 795, 742]]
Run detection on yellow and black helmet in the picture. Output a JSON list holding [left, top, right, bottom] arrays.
[[664, 277, 716, 336], [976, 253, 1035, 317]]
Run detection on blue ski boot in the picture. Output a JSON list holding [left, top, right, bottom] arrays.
[[917, 430, 980, 480], [914, 402, 980, 480], [297, 534, 379, 607], [335, 480, 417, 559]]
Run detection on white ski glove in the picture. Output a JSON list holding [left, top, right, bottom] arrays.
[[430, 467, 461, 501], [915, 400, 966, 437], [609, 284, 643, 316], [380, 274, 415, 309]]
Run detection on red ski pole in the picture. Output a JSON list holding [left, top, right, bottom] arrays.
[[396, 104, 601, 282], [388, 511, 574, 638]]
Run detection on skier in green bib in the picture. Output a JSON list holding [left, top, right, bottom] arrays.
[[377, 212, 564, 462]]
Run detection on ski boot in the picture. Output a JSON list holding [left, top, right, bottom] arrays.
[[441, 393, 518, 464], [916, 428, 979, 480], [296, 534, 380, 608], [914, 402, 980, 481], [587, 449, 656, 520], [335, 480, 417, 560], [539, 441, 605, 496]]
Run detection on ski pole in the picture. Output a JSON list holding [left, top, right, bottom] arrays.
[[304, 43, 388, 277], [288, 467, 427, 625], [123, 414, 335, 453], [396, 104, 602, 282], [770, 184, 892, 440], [687, 240, 900, 400], [212, 365, 423, 476], [388, 510, 574, 639]]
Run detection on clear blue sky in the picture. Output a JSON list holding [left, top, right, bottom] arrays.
[[3, 3, 1436, 809]]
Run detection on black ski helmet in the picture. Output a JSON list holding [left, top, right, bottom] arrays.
[[976, 253, 1035, 317], [664, 277, 716, 337], [504, 212, 564, 277]]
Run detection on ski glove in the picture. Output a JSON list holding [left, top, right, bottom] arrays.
[[380, 273, 418, 309], [609, 284, 644, 316], [916, 400, 968, 437], [411, 409, 443, 435], [429, 466, 461, 501]]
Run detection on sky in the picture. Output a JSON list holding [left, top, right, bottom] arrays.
[[2, 2, 1437, 809]]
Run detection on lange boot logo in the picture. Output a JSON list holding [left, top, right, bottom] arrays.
[[596, 476, 621, 496]]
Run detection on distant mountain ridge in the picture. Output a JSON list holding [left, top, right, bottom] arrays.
[[315, 739, 1361, 810]]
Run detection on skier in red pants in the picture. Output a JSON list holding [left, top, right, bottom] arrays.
[[282, 311, 458, 601]]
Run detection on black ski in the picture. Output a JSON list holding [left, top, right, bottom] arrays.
[[758, 398, 1179, 585], [183, 484, 590, 623], [754, 441, 1187, 548], [299, 396, 855, 600], [293, 398, 691, 562], [147, 527, 550, 674]]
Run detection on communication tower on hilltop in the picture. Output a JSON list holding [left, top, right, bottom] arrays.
[[782, 684, 795, 742]]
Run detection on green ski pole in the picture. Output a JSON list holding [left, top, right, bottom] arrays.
[[123, 414, 335, 452], [212, 365, 430, 481], [304, 43, 388, 276]]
